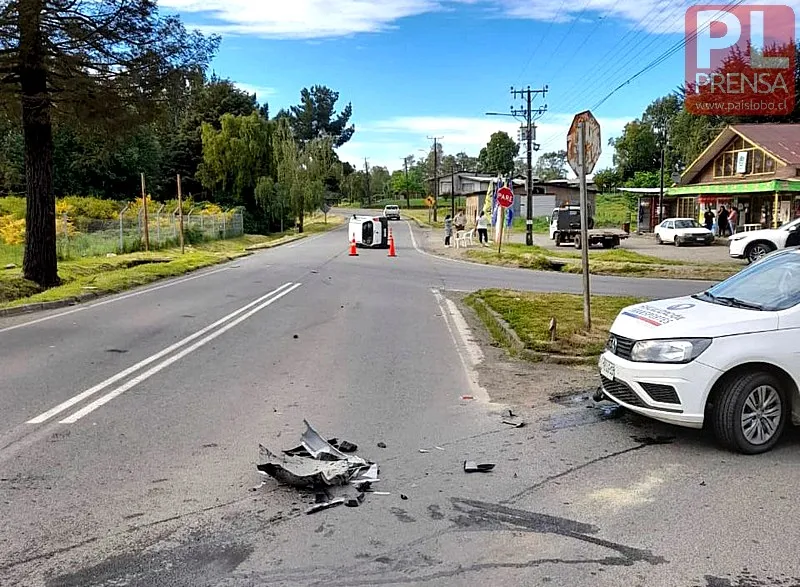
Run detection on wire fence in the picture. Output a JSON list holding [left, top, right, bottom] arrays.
[[0, 209, 244, 267], [55, 208, 245, 259]]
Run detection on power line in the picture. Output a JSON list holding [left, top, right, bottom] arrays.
[[556, 0, 688, 114], [516, 0, 569, 83], [591, 0, 748, 111]]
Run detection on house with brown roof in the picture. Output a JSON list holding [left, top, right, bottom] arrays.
[[668, 124, 800, 230]]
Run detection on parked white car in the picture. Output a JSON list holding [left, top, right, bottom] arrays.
[[729, 217, 800, 264], [654, 217, 715, 246], [598, 246, 800, 454]]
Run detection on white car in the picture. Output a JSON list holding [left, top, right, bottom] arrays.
[[729, 217, 800, 264], [383, 205, 401, 221], [598, 246, 800, 454], [348, 214, 389, 248], [654, 218, 714, 246]]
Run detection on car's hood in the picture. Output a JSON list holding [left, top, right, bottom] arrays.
[[609, 296, 779, 340], [730, 228, 784, 241]]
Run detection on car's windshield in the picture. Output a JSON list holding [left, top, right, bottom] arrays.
[[781, 217, 800, 231], [697, 249, 800, 311], [674, 219, 699, 229]]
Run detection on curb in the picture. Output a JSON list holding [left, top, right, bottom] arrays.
[[468, 295, 597, 366], [0, 235, 306, 319]]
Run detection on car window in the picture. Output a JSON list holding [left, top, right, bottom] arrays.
[[666, 221, 674, 229], [781, 217, 800, 231], [675, 219, 698, 229], [701, 249, 800, 311]]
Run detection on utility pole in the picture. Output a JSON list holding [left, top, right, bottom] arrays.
[[451, 162, 457, 217], [427, 136, 443, 222], [364, 158, 370, 206], [403, 157, 410, 208], [658, 124, 666, 225], [511, 86, 548, 246]]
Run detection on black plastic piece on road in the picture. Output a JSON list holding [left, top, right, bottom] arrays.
[[464, 461, 495, 473]]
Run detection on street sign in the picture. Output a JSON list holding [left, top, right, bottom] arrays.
[[567, 110, 601, 176], [497, 186, 514, 208], [425, 196, 435, 208], [321, 203, 331, 214]]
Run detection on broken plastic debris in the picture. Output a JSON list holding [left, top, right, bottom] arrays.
[[463, 461, 496, 473], [502, 418, 526, 428], [337, 440, 358, 453], [377, 442, 387, 449], [419, 449, 430, 453], [435, 446, 445, 451], [400, 494, 408, 500], [257, 421, 376, 497], [306, 498, 345, 515], [461, 395, 474, 401], [370, 491, 391, 496]]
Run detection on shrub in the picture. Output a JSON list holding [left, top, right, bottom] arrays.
[[0, 215, 25, 245], [0, 196, 26, 220]]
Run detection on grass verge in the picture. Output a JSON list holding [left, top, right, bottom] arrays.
[[465, 290, 643, 361], [465, 243, 742, 281], [0, 216, 342, 309]]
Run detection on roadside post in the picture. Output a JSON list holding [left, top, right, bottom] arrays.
[[177, 174, 185, 254], [426, 195, 435, 224], [496, 185, 514, 256], [140, 173, 150, 252], [321, 202, 331, 224], [567, 110, 602, 330]]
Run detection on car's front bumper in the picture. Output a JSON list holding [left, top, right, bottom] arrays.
[[729, 238, 747, 258], [598, 351, 722, 428]]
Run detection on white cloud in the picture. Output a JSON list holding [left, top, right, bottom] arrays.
[[160, 0, 444, 39], [337, 114, 631, 174], [162, 0, 800, 39], [233, 82, 277, 101]]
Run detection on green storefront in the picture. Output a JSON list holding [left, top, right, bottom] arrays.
[[667, 179, 800, 230]]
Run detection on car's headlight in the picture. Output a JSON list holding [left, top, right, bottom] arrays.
[[630, 339, 712, 363]]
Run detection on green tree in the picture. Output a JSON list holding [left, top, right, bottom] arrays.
[[593, 168, 624, 192], [165, 76, 259, 198], [390, 166, 423, 204], [455, 152, 479, 172], [369, 166, 391, 199], [478, 131, 519, 175], [534, 150, 568, 181], [0, 0, 219, 287], [198, 112, 273, 226], [278, 85, 354, 148]]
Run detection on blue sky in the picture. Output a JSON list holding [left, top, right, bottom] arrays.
[[159, 0, 800, 175]]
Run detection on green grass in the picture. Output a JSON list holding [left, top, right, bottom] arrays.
[[0, 216, 342, 308], [595, 192, 637, 229], [466, 290, 643, 357]]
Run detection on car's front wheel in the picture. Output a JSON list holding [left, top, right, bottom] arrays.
[[655, 233, 662, 244], [712, 371, 787, 454], [745, 242, 774, 264]]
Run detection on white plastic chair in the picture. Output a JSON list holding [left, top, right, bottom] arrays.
[[455, 229, 475, 248]]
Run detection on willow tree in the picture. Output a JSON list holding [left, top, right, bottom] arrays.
[[0, 1, 218, 286]]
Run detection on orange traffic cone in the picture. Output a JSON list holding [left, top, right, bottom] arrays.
[[388, 229, 397, 257], [349, 237, 358, 256]]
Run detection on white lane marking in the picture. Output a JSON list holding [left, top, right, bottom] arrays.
[[0, 267, 232, 335], [431, 288, 489, 403], [26, 282, 296, 424], [405, 222, 480, 267], [60, 283, 303, 424]]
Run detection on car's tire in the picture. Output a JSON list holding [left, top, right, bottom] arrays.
[[745, 242, 775, 264], [554, 232, 561, 246], [655, 234, 662, 244], [602, 240, 613, 249], [573, 235, 582, 249], [712, 371, 787, 455], [674, 236, 682, 247]]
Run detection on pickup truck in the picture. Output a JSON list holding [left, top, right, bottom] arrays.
[[549, 207, 629, 249]]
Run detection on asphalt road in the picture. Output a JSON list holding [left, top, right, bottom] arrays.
[[1, 217, 798, 587]]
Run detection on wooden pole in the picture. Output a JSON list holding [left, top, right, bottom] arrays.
[[177, 174, 185, 254], [141, 173, 150, 252], [497, 206, 506, 256], [578, 122, 592, 330]]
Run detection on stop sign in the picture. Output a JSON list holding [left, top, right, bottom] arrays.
[[497, 186, 514, 208]]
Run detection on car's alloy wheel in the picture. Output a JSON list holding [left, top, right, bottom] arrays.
[[712, 371, 787, 454], [747, 243, 772, 263]]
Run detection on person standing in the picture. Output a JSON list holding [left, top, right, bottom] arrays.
[[729, 206, 738, 235], [476, 211, 489, 246], [454, 209, 466, 233], [704, 208, 715, 231], [717, 206, 729, 237], [444, 215, 453, 247]]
